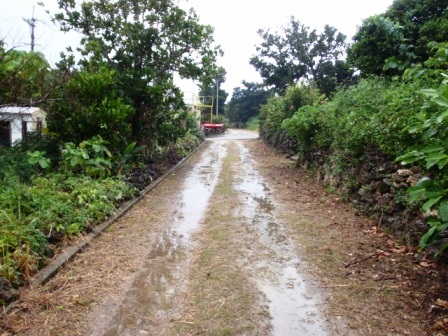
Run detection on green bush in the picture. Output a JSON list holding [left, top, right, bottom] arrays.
[[260, 85, 322, 147], [396, 44, 448, 253], [281, 78, 426, 162], [0, 147, 39, 183], [45, 67, 135, 149], [0, 173, 136, 285]]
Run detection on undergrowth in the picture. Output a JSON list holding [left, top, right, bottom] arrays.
[[0, 132, 202, 290]]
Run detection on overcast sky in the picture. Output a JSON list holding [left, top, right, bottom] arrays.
[[1, 0, 394, 99]]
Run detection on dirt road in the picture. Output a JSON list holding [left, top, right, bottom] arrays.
[[2, 129, 441, 335]]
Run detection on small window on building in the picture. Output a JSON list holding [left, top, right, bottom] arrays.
[[36, 117, 43, 133], [22, 120, 28, 142]]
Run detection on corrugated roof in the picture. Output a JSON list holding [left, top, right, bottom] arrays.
[[0, 106, 45, 115]]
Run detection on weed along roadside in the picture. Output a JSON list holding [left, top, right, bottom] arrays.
[[0, 129, 444, 335]]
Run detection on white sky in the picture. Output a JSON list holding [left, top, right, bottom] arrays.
[[1, 0, 394, 99]]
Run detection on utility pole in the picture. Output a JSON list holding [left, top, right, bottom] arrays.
[[215, 77, 219, 116], [23, 6, 37, 51]]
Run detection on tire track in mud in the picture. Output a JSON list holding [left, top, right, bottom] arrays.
[[85, 131, 332, 335], [164, 138, 332, 335], [89, 142, 227, 336], [234, 142, 330, 335]]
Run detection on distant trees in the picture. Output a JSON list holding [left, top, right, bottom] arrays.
[[226, 82, 272, 124], [250, 17, 353, 97], [198, 69, 228, 118]]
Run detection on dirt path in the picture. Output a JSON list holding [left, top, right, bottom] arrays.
[[2, 129, 446, 335]]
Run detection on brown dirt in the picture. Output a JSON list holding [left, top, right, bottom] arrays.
[[246, 139, 448, 336], [164, 141, 272, 336], [2, 135, 448, 335]]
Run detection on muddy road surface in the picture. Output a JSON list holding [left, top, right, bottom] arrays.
[[2, 129, 437, 336], [90, 129, 331, 335]]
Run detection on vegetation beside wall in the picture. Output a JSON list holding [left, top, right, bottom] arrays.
[[259, 44, 448, 255]]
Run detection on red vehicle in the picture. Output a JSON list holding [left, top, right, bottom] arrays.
[[201, 123, 225, 135]]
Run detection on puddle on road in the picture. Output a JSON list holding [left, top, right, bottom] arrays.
[[235, 143, 330, 336], [95, 142, 227, 336]]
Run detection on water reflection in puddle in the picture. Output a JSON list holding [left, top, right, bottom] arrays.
[[235, 143, 330, 336], [97, 142, 227, 336]]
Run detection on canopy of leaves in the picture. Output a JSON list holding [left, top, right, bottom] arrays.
[[0, 42, 51, 105], [348, 0, 448, 77], [45, 66, 135, 149], [385, 0, 448, 62], [250, 17, 353, 97], [348, 15, 410, 76]]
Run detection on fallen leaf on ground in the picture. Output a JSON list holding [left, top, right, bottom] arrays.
[[419, 260, 435, 268], [436, 299, 448, 310]]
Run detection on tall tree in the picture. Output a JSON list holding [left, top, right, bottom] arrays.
[[385, 0, 448, 62], [348, 0, 448, 77], [54, 0, 222, 147], [250, 17, 352, 96], [347, 15, 410, 76]]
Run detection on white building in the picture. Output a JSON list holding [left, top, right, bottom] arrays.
[[0, 106, 47, 146]]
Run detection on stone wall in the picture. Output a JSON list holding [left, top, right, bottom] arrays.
[[304, 145, 428, 246]]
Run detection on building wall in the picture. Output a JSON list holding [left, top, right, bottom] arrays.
[[0, 108, 47, 146]]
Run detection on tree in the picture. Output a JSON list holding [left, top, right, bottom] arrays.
[[250, 17, 352, 96], [348, 15, 410, 76], [0, 41, 51, 105], [348, 0, 448, 77], [46, 66, 135, 148], [54, 0, 222, 147], [385, 0, 448, 62], [226, 81, 272, 124]]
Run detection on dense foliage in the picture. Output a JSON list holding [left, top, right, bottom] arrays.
[[250, 17, 353, 96], [46, 67, 135, 149], [53, 0, 221, 148], [0, 43, 52, 105], [256, 1, 448, 254], [396, 42, 448, 252], [259, 84, 322, 150], [0, 141, 136, 287], [348, 0, 448, 76], [0, 0, 219, 290], [283, 78, 426, 159]]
